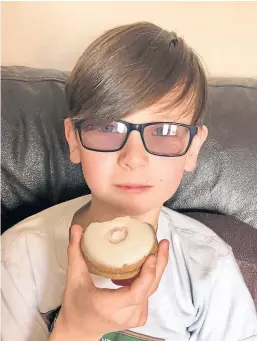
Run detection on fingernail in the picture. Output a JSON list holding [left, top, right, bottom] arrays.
[[69, 225, 77, 242]]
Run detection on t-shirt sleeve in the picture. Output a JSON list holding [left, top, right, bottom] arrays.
[[1, 231, 49, 341], [188, 251, 257, 341]]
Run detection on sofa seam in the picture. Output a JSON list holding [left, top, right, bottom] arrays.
[[1, 77, 67, 84], [208, 84, 257, 90]]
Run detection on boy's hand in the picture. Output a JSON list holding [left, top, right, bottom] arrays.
[[50, 224, 169, 341]]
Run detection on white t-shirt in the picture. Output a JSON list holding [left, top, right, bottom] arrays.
[[1, 195, 257, 341]]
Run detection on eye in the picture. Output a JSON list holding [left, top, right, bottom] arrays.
[[82, 123, 115, 132], [81, 121, 126, 134], [153, 124, 178, 136], [101, 124, 116, 132], [154, 127, 163, 136]]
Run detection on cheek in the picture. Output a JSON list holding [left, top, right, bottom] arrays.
[[79, 150, 115, 190], [156, 158, 186, 197]]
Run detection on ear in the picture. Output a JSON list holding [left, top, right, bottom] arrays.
[[184, 125, 208, 172], [64, 118, 81, 164]]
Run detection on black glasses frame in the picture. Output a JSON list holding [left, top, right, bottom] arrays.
[[74, 120, 198, 157]]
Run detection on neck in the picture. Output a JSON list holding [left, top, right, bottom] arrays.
[[78, 195, 162, 231]]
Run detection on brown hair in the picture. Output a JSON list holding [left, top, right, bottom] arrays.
[[66, 22, 208, 126]]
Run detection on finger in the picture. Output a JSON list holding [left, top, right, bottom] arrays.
[[99, 255, 156, 310], [148, 239, 169, 296], [128, 255, 157, 303], [66, 224, 92, 286]]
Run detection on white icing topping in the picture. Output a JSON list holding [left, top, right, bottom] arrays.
[[82, 216, 155, 268], [107, 227, 128, 244]]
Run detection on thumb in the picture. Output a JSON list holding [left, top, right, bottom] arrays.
[[66, 224, 91, 285]]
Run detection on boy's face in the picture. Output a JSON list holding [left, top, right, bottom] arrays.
[[65, 102, 208, 218]]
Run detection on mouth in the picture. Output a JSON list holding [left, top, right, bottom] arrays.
[[114, 184, 153, 193]]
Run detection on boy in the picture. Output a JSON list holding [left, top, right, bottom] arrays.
[[1, 22, 257, 341]]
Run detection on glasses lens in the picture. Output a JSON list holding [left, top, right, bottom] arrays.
[[79, 121, 127, 151], [144, 123, 190, 155]]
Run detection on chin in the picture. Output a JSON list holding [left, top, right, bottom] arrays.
[[92, 189, 167, 218], [111, 196, 160, 217]]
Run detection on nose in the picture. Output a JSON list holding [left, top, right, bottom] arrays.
[[117, 131, 149, 170]]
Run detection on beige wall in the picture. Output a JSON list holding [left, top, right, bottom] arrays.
[[2, 1, 257, 77]]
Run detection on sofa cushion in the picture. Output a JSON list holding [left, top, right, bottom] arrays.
[[1, 66, 89, 232], [1, 66, 257, 232], [166, 78, 257, 229]]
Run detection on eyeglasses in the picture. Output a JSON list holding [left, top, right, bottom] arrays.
[[74, 120, 198, 157]]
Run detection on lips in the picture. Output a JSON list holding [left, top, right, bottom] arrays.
[[114, 184, 152, 193], [116, 184, 151, 188]]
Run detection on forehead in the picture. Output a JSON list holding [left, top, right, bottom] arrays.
[[124, 99, 195, 125], [123, 85, 196, 125]]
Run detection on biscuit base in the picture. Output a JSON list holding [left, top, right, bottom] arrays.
[[83, 240, 158, 280]]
